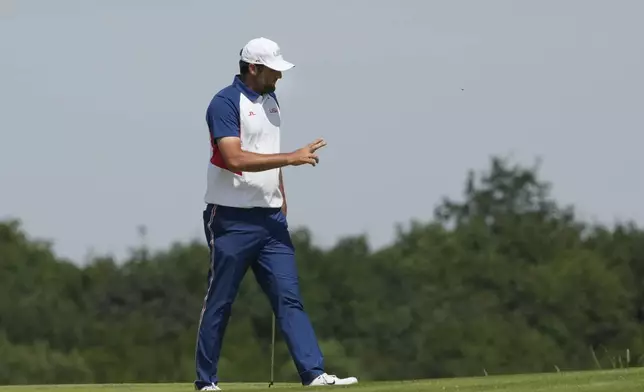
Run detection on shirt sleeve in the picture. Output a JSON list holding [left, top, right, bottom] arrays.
[[206, 95, 240, 141]]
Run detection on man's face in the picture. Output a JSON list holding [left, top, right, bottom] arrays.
[[252, 65, 282, 94]]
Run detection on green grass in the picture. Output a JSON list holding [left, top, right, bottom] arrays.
[[1, 369, 643, 392]]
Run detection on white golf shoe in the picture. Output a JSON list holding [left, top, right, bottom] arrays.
[[198, 383, 221, 391], [307, 373, 359, 386]]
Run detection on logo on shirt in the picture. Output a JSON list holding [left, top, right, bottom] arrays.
[[269, 108, 278, 114], [249, 111, 256, 116]]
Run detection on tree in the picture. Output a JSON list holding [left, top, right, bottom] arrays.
[[1, 155, 643, 384]]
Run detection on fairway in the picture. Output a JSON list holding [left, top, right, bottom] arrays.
[[1, 369, 642, 392]]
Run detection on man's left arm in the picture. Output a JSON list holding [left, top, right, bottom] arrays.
[[279, 169, 287, 217]]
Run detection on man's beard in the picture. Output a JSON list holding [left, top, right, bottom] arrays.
[[261, 84, 276, 94]]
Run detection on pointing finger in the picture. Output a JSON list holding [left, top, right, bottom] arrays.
[[309, 139, 327, 152]]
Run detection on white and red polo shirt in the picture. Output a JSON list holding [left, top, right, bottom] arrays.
[[204, 75, 284, 208]]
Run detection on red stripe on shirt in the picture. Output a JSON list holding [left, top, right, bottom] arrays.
[[210, 135, 242, 176]]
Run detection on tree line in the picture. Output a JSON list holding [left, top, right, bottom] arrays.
[[1, 156, 643, 385]]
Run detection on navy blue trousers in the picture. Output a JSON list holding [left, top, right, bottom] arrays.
[[195, 204, 324, 388]]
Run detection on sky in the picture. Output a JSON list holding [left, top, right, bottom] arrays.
[[1, 0, 643, 264]]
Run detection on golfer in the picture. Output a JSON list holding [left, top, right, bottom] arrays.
[[194, 37, 358, 391]]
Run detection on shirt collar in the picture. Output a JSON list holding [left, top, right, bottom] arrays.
[[233, 75, 262, 101]]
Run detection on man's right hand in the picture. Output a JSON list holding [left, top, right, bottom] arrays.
[[288, 138, 327, 166]]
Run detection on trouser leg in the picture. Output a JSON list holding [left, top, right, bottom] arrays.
[[251, 209, 325, 385], [195, 205, 263, 388]]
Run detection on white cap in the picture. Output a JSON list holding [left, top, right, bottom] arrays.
[[240, 37, 294, 72]]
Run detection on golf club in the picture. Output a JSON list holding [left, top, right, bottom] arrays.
[[269, 313, 276, 387]]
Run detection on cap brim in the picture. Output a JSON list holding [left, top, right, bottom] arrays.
[[265, 57, 295, 72]]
